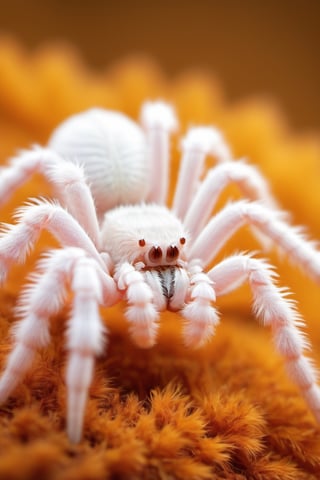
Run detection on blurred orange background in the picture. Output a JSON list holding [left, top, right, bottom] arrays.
[[0, 0, 319, 131]]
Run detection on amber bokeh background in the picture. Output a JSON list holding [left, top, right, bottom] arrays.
[[0, 0, 319, 131]]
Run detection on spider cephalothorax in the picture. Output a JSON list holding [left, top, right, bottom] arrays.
[[102, 204, 188, 267], [0, 101, 319, 443]]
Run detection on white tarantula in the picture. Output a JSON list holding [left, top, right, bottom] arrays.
[[0, 101, 319, 443]]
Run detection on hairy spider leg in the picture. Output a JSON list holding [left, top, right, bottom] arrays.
[[188, 200, 320, 280], [208, 253, 320, 422], [0, 248, 118, 443], [115, 262, 159, 348], [172, 127, 231, 220], [140, 101, 178, 205], [0, 148, 100, 247], [0, 249, 69, 406], [66, 254, 113, 443], [0, 200, 105, 284], [183, 161, 278, 239], [181, 262, 219, 348]]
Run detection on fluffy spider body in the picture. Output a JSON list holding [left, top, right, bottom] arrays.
[[49, 107, 150, 214], [102, 204, 187, 267], [0, 101, 320, 443], [103, 203, 191, 323]]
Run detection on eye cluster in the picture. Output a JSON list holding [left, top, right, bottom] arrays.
[[138, 237, 186, 264]]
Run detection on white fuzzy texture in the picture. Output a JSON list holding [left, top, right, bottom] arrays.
[[303, 385, 320, 420], [66, 353, 95, 443], [0, 146, 101, 247], [0, 248, 84, 405], [0, 147, 60, 206], [181, 126, 231, 160], [16, 248, 85, 319], [116, 262, 159, 348], [173, 127, 231, 219], [49, 108, 149, 214], [0, 155, 40, 205], [140, 101, 178, 132], [140, 102, 177, 204], [0, 247, 115, 444], [12, 200, 102, 266], [184, 160, 278, 238], [143, 266, 189, 312], [0, 343, 35, 404], [64, 253, 115, 443], [189, 200, 320, 279], [182, 264, 219, 348], [169, 268, 190, 311], [183, 300, 220, 348], [62, 252, 112, 352], [208, 253, 320, 420], [46, 161, 100, 247], [102, 204, 187, 266]]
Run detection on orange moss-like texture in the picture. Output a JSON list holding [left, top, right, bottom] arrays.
[[0, 40, 319, 479]]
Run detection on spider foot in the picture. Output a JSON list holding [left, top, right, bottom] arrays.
[[126, 304, 159, 348], [182, 300, 220, 348], [303, 384, 320, 422]]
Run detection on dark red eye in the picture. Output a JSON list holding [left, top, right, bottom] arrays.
[[179, 237, 186, 245], [166, 245, 179, 262], [138, 239, 146, 247], [148, 246, 162, 262]]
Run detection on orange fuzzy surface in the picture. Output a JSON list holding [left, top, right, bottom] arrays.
[[0, 40, 320, 479]]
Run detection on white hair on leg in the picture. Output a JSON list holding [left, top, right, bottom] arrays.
[[208, 253, 320, 421], [0, 147, 53, 206], [182, 262, 219, 348], [189, 201, 320, 281], [0, 200, 103, 284], [172, 126, 230, 220], [115, 262, 159, 348], [0, 148, 100, 247], [45, 160, 101, 248], [183, 160, 278, 239], [140, 101, 178, 205], [0, 248, 85, 404], [66, 255, 107, 443]]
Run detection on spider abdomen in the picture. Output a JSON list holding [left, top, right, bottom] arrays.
[[48, 108, 149, 215]]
